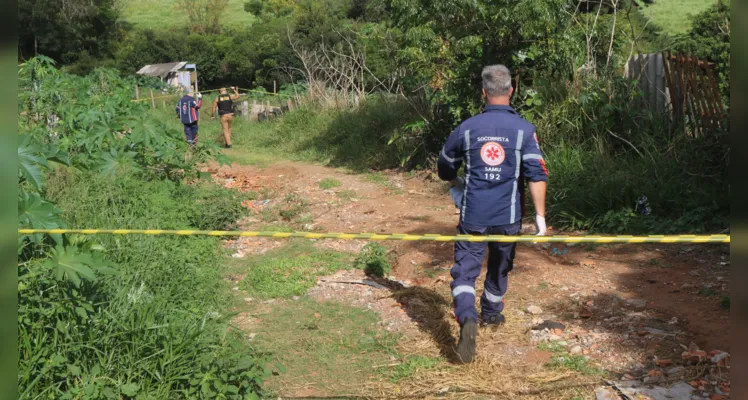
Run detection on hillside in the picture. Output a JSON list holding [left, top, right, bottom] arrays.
[[120, 0, 256, 30], [119, 0, 716, 36], [637, 0, 719, 35]]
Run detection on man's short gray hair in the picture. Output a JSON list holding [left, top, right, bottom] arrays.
[[481, 65, 513, 97]]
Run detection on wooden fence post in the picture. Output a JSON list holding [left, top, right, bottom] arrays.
[[242, 101, 249, 121], [149, 89, 155, 109], [136, 85, 140, 100]]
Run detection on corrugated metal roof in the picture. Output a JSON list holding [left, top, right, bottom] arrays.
[[136, 62, 188, 78]]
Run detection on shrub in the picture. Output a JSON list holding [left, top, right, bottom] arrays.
[[21, 169, 274, 399], [189, 181, 249, 230], [355, 243, 391, 277]]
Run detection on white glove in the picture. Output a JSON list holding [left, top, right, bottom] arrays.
[[196, 92, 203, 99], [449, 177, 464, 208], [535, 215, 547, 236]]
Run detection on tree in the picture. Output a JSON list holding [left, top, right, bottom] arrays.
[[674, 1, 730, 103], [176, 0, 230, 34], [18, 0, 120, 63]]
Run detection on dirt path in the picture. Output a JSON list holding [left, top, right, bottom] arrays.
[[211, 159, 731, 399]]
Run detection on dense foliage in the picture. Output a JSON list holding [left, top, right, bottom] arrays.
[[673, 1, 730, 103], [17, 57, 274, 399], [18, 0, 122, 64], [16, 0, 731, 393]]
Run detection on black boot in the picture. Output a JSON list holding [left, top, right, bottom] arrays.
[[225, 144, 232, 149], [480, 313, 505, 327], [456, 318, 478, 363]]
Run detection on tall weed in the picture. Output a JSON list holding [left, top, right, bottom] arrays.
[[18, 168, 273, 399]]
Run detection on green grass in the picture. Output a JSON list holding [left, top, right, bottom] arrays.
[[390, 356, 442, 383], [721, 295, 730, 310], [336, 190, 357, 200], [355, 243, 392, 278], [365, 171, 401, 193], [546, 354, 604, 376], [225, 150, 277, 168], [237, 241, 356, 299], [253, 297, 400, 395], [637, 0, 718, 35], [538, 342, 604, 376], [30, 168, 270, 398], [229, 96, 421, 171], [120, 0, 257, 30], [319, 177, 342, 189]]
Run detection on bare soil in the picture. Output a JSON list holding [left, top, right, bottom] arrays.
[[212, 160, 731, 399]]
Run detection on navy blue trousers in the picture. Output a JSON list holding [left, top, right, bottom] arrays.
[[451, 221, 521, 324], [183, 123, 199, 145]]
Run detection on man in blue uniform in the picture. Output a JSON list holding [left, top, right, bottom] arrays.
[[176, 88, 203, 146], [437, 64, 549, 363]]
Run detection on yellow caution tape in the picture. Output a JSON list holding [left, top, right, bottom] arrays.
[[17, 229, 730, 243]]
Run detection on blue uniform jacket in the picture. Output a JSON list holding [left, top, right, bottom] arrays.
[[176, 95, 202, 124], [437, 104, 548, 227]]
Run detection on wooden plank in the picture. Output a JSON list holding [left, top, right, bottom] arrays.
[[684, 56, 705, 137], [675, 54, 695, 137], [673, 53, 685, 127], [673, 52, 688, 130], [697, 61, 718, 131], [648, 53, 657, 109], [692, 59, 712, 131], [662, 51, 676, 121], [704, 63, 726, 120]]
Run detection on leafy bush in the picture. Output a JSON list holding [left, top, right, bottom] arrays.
[[20, 169, 274, 399], [17, 57, 271, 399], [355, 243, 391, 277], [189, 182, 249, 230], [674, 2, 730, 103]]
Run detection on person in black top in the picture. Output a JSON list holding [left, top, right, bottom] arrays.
[[211, 87, 240, 148]]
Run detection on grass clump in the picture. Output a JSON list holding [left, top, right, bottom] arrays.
[[721, 295, 730, 310], [336, 190, 357, 200], [239, 241, 354, 299], [278, 194, 308, 220], [390, 356, 442, 383], [258, 194, 310, 227], [538, 342, 604, 376], [546, 354, 604, 376], [24, 168, 273, 399], [189, 181, 250, 230], [319, 178, 342, 189], [355, 243, 392, 277]]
